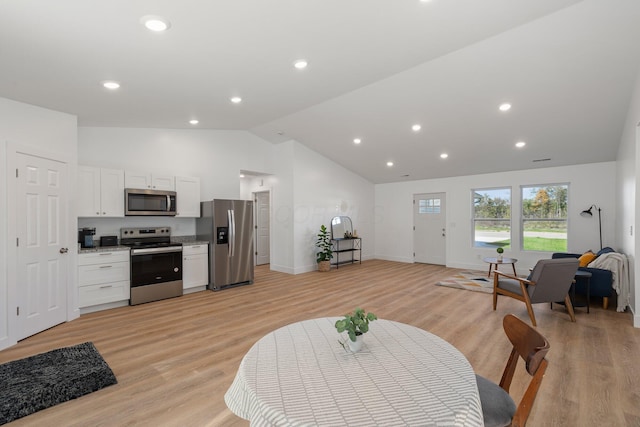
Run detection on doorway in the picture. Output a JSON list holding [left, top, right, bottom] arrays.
[[254, 191, 270, 265], [413, 192, 446, 265]]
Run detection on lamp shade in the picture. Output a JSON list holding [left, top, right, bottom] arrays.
[[581, 206, 593, 217]]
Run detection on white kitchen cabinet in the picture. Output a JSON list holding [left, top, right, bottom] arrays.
[[125, 171, 175, 191], [183, 244, 208, 290], [78, 250, 130, 308], [175, 176, 201, 217], [77, 166, 124, 217]]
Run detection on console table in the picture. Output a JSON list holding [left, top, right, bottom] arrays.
[[331, 238, 361, 268]]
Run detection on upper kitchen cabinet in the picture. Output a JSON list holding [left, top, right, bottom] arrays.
[[78, 166, 125, 217], [125, 171, 175, 191], [175, 176, 201, 217]]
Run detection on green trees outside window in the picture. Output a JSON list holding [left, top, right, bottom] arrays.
[[473, 188, 511, 249], [521, 184, 568, 252]]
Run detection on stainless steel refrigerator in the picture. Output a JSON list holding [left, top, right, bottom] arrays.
[[196, 199, 254, 290]]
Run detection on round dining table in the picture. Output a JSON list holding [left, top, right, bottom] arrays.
[[225, 318, 484, 426]]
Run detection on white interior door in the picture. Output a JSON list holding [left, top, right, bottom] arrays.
[[16, 153, 68, 340], [254, 191, 270, 265], [413, 193, 446, 265]]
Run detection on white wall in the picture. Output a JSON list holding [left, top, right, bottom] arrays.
[[616, 66, 640, 325], [79, 127, 275, 200], [291, 142, 375, 274], [0, 97, 78, 350], [375, 162, 616, 275]]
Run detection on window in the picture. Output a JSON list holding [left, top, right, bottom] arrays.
[[472, 188, 511, 248], [521, 184, 568, 252], [418, 197, 441, 214]]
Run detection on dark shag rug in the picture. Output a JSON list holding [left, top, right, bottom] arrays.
[[0, 342, 117, 425]]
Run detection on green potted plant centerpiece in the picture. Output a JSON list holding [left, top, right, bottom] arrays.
[[496, 247, 504, 262], [316, 224, 333, 272], [335, 308, 377, 352]]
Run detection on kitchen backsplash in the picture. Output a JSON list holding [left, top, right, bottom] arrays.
[[78, 216, 196, 242]]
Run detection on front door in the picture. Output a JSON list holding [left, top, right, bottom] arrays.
[[413, 193, 446, 265], [16, 153, 69, 340]]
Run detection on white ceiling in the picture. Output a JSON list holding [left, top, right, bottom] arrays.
[[1, 0, 639, 183]]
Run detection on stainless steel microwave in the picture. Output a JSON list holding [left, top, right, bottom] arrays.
[[125, 188, 177, 216]]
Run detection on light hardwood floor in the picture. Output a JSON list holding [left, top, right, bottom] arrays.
[[2, 260, 639, 426]]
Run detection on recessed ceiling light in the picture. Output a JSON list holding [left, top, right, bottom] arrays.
[[440, 153, 448, 159], [189, 119, 199, 125], [141, 15, 171, 32], [386, 161, 394, 167], [239, 174, 245, 178], [499, 103, 512, 112], [293, 60, 308, 69], [412, 124, 422, 132], [353, 138, 362, 144], [102, 81, 120, 90], [230, 96, 242, 104], [515, 141, 526, 148]]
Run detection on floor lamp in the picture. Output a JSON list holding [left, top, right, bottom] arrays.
[[580, 205, 602, 250]]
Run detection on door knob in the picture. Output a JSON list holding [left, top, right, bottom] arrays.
[[59, 247, 69, 254]]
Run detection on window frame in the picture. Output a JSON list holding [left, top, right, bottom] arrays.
[[471, 187, 512, 249]]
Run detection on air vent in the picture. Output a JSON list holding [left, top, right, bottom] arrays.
[[532, 158, 551, 163]]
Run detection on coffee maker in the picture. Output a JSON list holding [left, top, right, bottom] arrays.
[[78, 227, 96, 248]]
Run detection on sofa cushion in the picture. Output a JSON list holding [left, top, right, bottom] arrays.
[[579, 251, 597, 267], [596, 247, 615, 257]]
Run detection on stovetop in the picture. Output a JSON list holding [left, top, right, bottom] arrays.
[[120, 226, 181, 249]]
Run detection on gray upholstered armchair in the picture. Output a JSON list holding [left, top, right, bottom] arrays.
[[493, 258, 579, 326]]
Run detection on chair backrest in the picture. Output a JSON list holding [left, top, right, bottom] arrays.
[[527, 258, 579, 304], [500, 314, 550, 426], [502, 314, 550, 376]]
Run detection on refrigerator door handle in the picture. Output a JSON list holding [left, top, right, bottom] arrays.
[[228, 209, 235, 257]]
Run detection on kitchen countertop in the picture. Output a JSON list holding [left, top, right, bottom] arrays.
[[171, 236, 209, 245], [79, 245, 130, 254], [77, 236, 208, 254]]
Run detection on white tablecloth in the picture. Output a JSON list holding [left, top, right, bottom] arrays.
[[225, 318, 484, 426]]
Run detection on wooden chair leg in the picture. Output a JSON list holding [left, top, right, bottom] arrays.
[[493, 275, 498, 310], [603, 297, 609, 310], [519, 282, 537, 326], [524, 300, 537, 327], [564, 294, 576, 322]]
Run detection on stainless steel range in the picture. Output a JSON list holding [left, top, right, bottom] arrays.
[[121, 227, 183, 305]]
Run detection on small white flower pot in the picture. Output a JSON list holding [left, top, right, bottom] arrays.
[[348, 335, 363, 353]]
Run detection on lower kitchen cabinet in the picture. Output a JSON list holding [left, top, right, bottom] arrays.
[[183, 244, 209, 290], [78, 250, 130, 308]]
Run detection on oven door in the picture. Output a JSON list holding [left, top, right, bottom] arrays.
[[130, 246, 183, 287]]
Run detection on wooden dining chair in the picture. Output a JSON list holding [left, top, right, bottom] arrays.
[[493, 258, 579, 326], [476, 314, 550, 427]]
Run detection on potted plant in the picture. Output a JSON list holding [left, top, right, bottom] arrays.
[[316, 224, 333, 272], [496, 247, 504, 262], [335, 308, 377, 352]]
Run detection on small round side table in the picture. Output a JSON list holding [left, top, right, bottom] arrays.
[[483, 257, 518, 278]]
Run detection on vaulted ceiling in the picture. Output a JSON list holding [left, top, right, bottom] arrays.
[[1, 0, 639, 183]]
